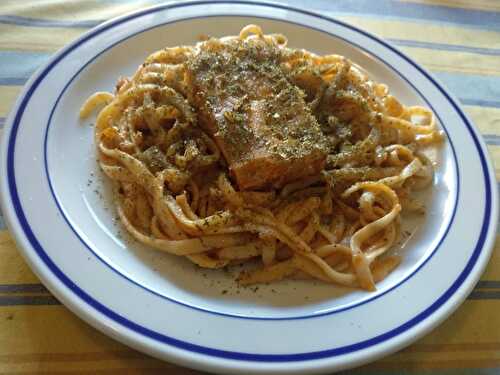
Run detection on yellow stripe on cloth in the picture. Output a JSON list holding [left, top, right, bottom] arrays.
[[357, 299, 500, 371], [400, 47, 500, 76], [0, 24, 85, 52], [481, 236, 500, 281], [0, 231, 38, 284], [401, 0, 500, 12], [0, 0, 154, 22], [338, 16, 500, 50], [0, 86, 22, 119], [465, 106, 500, 135], [0, 307, 172, 373], [486, 146, 500, 180]]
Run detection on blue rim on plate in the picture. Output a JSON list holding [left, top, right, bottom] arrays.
[[3, 0, 496, 363]]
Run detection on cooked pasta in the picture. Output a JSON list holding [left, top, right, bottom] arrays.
[[81, 25, 443, 291]]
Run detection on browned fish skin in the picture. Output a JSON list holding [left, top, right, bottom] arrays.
[[186, 37, 328, 190]]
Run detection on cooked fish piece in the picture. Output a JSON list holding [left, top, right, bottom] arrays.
[[186, 36, 328, 190]]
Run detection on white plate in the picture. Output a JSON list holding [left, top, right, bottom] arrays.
[[1, 1, 497, 374]]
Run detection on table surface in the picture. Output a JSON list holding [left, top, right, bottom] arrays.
[[0, 0, 499, 374]]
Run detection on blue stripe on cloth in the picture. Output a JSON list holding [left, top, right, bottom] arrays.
[[434, 72, 500, 109], [0, 295, 60, 306], [2, 0, 500, 31], [476, 281, 500, 289], [0, 15, 101, 29], [0, 211, 4, 230], [460, 99, 500, 109], [0, 78, 27, 86], [483, 134, 500, 146], [389, 39, 500, 57], [0, 51, 51, 86], [468, 290, 500, 300], [0, 283, 48, 293]]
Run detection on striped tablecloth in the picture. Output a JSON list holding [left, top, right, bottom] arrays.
[[0, 1, 499, 373]]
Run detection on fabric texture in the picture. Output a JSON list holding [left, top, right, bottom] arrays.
[[0, 0, 498, 373]]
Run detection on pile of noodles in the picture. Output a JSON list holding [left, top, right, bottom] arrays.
[[80, 25, 443, 290]]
